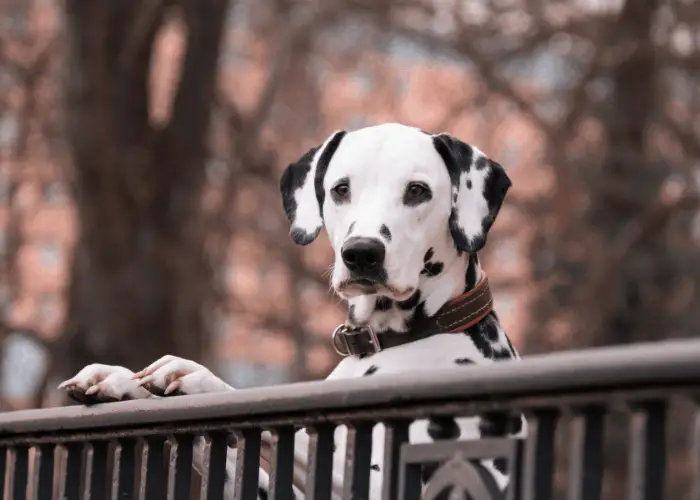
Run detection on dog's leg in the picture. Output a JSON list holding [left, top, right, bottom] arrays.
[[131, 355, 234, 395], [132, 355, 279, 499], [58, 364, 154, 404]]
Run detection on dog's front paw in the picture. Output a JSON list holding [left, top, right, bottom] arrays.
[[58, 364, 151, 404], [132, 355, 233, 396]]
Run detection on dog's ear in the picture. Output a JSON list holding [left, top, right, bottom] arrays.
[[432, 133, 511, 253], [280, 130, 347, 245]]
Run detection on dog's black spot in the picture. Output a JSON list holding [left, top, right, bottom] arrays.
[[346, 221, 356, 237], [422, 247, 444, 277], [421, 261, 444, 277], [463, 313, 514, 361], [314, 131, 347, 218], [371, 464, 381, 471], [454, 358, 474, 365], [479, 411, 523, 438], [479, 411, 521, 476], [453, 192, 458, 203], [379, 224, 392, 242], [433, 134, 474, 180], [484, 321, 500, 343], [470, 329, 493, 359], [465, 254, 479, 290], [397, 290, 421, 310], [375, 296, 393, 311], [475, 156, 489, 170], [258, 487, 269, 500], [428, 417, 461, 440], [348, 304, 357, 324], [466, 179, 472, 189], [289, 227, 317, 246], [363, 365, 379, 376], [494, 457, 508, 475]]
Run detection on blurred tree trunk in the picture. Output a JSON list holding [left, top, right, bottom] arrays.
[[56, 1, 228, 380], [584, 0, 667, 346]]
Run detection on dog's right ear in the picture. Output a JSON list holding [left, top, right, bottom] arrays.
[[280, 130, 347, 245]]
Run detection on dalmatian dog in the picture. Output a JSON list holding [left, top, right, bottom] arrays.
[[59, 123, 524, 499]]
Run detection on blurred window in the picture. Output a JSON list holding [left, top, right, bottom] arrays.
[[1, 331, 49, 400], [345, 114, 370, 130], [36, 293, 57, 323], [39, 242, 61, 269], [351, 66, 374, 93], [42, 181, 68, 205], [0, 114, 19, 150], [218, 359, 290, 388]]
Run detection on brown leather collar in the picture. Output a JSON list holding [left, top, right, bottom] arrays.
[[332, 275, 494, 357]]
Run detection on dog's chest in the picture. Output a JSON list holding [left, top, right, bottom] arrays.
[[327, 331, 494, 380]]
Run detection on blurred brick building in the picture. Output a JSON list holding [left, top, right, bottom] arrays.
[[0, 1, 546, 405]]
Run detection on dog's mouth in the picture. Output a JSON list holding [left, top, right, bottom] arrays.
[[336, 279, 414, 300], [337, 279, 378, 296]]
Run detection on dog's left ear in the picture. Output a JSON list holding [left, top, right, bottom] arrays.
[[280, 130, 347, 245], [432, 133, 512, 253]]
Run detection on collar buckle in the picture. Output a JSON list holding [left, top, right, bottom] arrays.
[[332, 324, 382, 357]]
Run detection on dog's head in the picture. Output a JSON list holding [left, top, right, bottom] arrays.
[[280, 123, 511, 301]]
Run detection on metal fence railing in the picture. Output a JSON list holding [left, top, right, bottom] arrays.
[[1, 338, 700, 499]]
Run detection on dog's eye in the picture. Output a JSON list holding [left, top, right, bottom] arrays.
[[403, 182, 432, 206], [331, 181, 350, 202]]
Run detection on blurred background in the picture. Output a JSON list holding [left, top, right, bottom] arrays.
[[0, 0, 697, 416], [1, 1, 700, 497]]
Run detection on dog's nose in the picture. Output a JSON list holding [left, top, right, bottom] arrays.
[[341, 237, 386, 275]]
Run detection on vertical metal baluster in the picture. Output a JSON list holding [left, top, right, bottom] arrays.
[[35, 444, 55, 500], [305, 424, 335, 500], [167, 434, 194, 500], [86, 441, 109, 499], [115, 439, 137, 500], [139, 436, 165, 500], [343, 421, 374, 500], [11, 445, 29, 500], [567, 405, 605, 500], [233, 429, 261, 500], [268, 427, 295, 500], [381, 420, 410, 500], [199, 433, 228, 500], [59, 443, 83, 500], [0, 446, 7, 499], [628, 400, 667, 500], [397, 456, 421, 500], [691, 408, 700, 500], [519, 409, 558, 500]]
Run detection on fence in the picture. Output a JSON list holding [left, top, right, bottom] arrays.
[[1, 338, 700, 499]]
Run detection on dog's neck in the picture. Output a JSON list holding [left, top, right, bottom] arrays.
[[345, 245, 481, 335]]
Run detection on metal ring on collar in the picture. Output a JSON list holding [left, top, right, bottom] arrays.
[[332, 324, 382, 357]]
